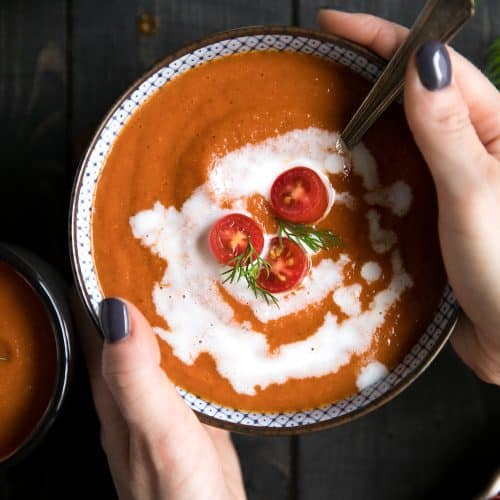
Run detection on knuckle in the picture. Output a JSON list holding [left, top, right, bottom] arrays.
[[131, 428, 175, 469], [102, 359, 127, 386], [102, 360, 148, 393], [432, 102, 471, 136], [370, 21, 398, 52]]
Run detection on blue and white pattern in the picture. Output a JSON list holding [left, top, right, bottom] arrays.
[[71, 31, 459, 431]]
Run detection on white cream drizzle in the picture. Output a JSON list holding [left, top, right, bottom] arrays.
[[352, 145, 412, 217], [333, 284, 362, 316], [356, 361, 389, 390], [364, 181, 413, 216], [366, 209, 397, 254], [361, 261, 382, 283], [129, 127, 415, 395], [335, 191, 356, 208], [352, 143, 379, 190]]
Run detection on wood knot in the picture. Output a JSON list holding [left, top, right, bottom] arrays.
[[137, 13, 158, 36]]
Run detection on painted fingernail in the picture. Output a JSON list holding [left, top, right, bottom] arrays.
[[99, 298, 130, 343], [416, 41, 451, 91]]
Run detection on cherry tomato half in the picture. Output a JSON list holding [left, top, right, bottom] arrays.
[[209, 213, 264, 265], [257, 237, 309, 293], [270, 166, 329, 223]]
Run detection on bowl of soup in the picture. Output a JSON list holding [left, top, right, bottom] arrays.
[[0, 243, 72, 464], [70, 26, 458, 434]]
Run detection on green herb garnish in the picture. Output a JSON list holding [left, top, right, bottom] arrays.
[[219, 220, 342, 307], [277, 219, 342, 252], [0, 355, 8, 362], [485, 37, 500, 90], [221, 240, 279, 307]]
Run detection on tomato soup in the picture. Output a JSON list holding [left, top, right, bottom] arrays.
[[0, 262, 57, 459], [92, 51, 445, 412]]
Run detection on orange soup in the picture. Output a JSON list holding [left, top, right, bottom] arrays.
[[0, 262, 57, 459], [92, 51, 445, 412]]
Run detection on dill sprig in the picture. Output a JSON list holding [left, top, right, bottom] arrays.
[[485, 37, 500, 90], [277, 219, 342, 252], [221, 240, 279, 307]]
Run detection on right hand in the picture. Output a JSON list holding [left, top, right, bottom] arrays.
[[318, 9, 500, 384]]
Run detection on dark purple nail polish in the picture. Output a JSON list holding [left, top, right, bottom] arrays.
[[99, 298, 130, 343], [416, 41, 451, 91]]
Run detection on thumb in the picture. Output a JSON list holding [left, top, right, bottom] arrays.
[[404, 41, 489, 203], [98, 297, 195, 437]]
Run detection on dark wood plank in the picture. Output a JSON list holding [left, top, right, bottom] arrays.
[[71, 0, 294, 138], [0, 2, 115, 499], [297, 347, 500, 499], [296, 2, 500, 499], [298, 0, 500, 67], [297, 0, 423, 33], [71, 2, 294, 500], [233, 435, 293, 500], [2, 369, 117, 500], [0, 0, 68, 271]]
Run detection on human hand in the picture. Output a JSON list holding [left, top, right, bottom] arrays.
[[318, 9, 500, 384], [72, 295, 246, 500]]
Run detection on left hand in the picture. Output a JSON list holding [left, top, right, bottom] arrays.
[[72, 294, 246, 500]]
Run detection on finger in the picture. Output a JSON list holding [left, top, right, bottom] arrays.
[[451, 55, 500, 157], [317, 9, 500, 154], [451, 312, 500, 385], [70, 290, 132, 499], [317, 9, 408, 59], [98, 298, 197, 441], [204, 427, 246, 500], [404, 41, 490, 202]]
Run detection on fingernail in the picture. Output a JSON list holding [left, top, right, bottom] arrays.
[[99, 298, 130, 343], [416, 41, 451, 91]]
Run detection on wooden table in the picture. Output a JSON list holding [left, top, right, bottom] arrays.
[[1, 1, 499, 498]]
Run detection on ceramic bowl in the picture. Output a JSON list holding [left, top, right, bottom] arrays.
[[69, 26, 458, 435], [0, 243, 73, 465]]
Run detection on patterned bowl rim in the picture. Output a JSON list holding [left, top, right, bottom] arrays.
[[69, 25, 458, 436]]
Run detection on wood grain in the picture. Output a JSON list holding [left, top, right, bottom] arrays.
[[296, 347, 500, 499], [0, 2, 102, 500], [234, 435, 293, 500], [299, 0, 500, 66], [0, 0, 68, 270], [71, 0, 293, 137]]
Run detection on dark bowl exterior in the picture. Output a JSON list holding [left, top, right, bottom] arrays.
[[0, 243, 73, 466]]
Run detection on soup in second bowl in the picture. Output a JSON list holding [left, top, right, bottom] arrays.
[[92, 50, 445, 412], [0, 261, 57, 460]]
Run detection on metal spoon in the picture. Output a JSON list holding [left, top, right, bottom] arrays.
[[340, 0, 475, 150]]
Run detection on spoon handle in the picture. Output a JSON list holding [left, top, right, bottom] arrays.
[[340, 0, 475, 149]]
